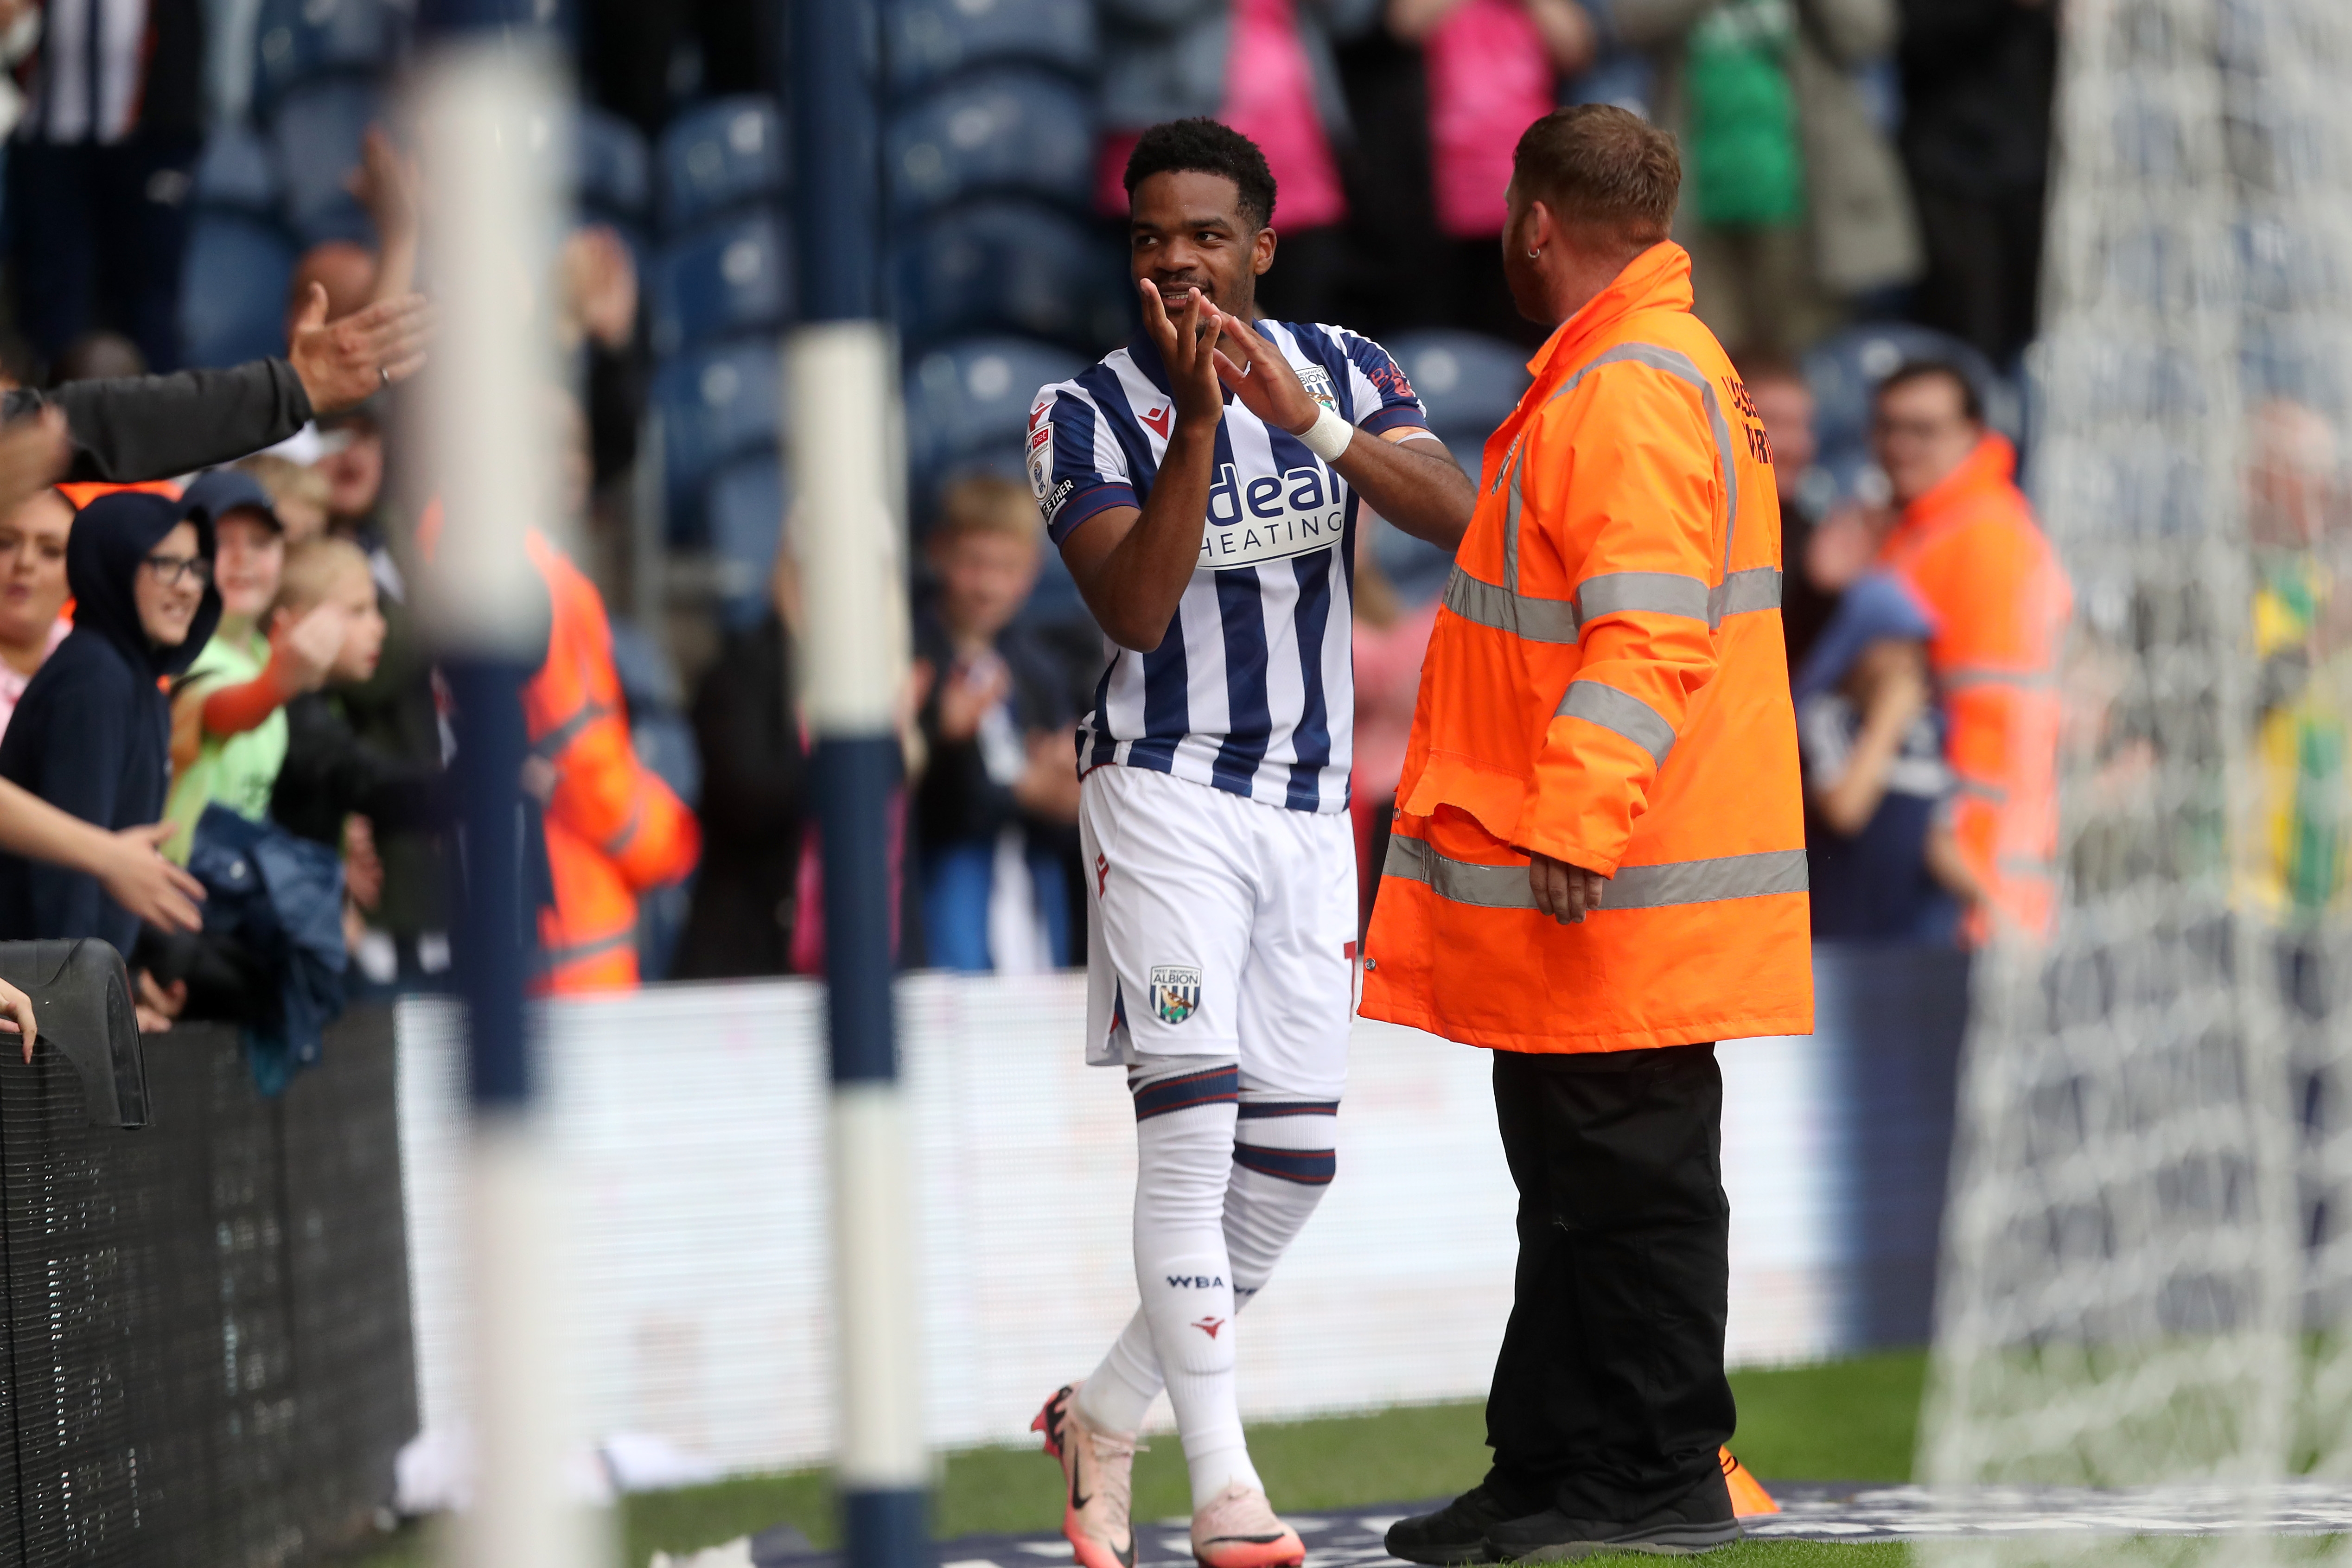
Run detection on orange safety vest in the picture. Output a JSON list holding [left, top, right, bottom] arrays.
[[523, 530, 701, 993], [1873, 434, 2069, 942], [57, 479, 182, 508], [1362, 242, 1812, 1053]]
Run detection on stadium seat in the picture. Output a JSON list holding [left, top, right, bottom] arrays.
[[573, 105, 653, 228], [653, 337, 785, 533], [658, 96, 787, 235], [886, 67, 1094, 221], [191, 124, 281, 218], [892, 199, 1129, 354], [705, 453, 790, 628], [269, 75, 382, 246], [1387, 331, 1532, 441], [179, 213, 299, 369], [885, 0, 1098, 96], [904, 336, 1086, 494], [1802, 323, 2018, 457], [250, 0, 406, 120], [649, 209, 793, 357]]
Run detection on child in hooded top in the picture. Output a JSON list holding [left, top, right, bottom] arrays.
[[161, 469, 345, 861], [0, 490, 221, 956]]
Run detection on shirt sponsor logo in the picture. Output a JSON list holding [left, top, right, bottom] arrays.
[[1199, 461, 1342, 570], [1150, 964, 1201, 1025]]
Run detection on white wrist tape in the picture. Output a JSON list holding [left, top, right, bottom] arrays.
[[1297, 405, 1355, 463]]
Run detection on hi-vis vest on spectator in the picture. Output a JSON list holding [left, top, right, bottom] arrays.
[[523, 530, 700, 993], [1873, 433, 2069, 943], [1362, 242, 1812, 1053]]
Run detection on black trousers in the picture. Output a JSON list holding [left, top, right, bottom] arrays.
[[1484, 1043, 1734, 1521]]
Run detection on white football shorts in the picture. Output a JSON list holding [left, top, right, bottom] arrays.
[[1079, 764, 1357, 1101]]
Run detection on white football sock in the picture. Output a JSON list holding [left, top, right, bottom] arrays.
[[1078, 1077, 1339, 1506], [1083, 1058, 1263, 1509]]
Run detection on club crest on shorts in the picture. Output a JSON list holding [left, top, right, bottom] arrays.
[[1150, 965, 1202, 1026]]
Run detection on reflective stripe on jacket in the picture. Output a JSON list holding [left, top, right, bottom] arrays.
[[1361, 242, 1812, 1054], [1874, 434, 2069, 942], [523, 530, 701, 994]]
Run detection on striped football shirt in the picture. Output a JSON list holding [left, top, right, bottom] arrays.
[[1028, 320, 1431, 814]]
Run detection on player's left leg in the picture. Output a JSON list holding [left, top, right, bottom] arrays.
[[1067, 1078, 1339, 1434], [1184, 797, 1358, 1564]]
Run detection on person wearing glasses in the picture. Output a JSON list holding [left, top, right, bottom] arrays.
[[0, 490, 220, 962]]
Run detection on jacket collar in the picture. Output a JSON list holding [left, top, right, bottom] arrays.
[[1896, 432, 2018, 529], [1524, 242, 1694, 387]]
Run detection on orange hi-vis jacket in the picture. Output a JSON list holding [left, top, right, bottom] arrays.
[[1874, 434, 2069, 942], [523, 530, 700, 993], [1362, 243, 1812, 1054]]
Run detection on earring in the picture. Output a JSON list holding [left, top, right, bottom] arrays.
[[1527, 248, 1541, 259]]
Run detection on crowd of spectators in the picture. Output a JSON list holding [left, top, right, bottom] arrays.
[[0, 0, 2067, 1014]]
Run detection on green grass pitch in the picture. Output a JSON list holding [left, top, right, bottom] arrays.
[[345, 1349, 1928, 1566]]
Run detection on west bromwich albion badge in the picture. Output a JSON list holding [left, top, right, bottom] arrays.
[[1297, 365, 1338, 413], [1151, 965, 1202, 1026]]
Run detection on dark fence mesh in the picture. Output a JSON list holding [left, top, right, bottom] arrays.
[[0, 1006, 417, 1567]]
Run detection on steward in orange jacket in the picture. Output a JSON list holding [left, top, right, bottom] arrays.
[[1372, 109, 1807, 1564], [522, 530, 700, 992], [1868, 367, 2069, 943], [1362, 245, 1811, 1052]]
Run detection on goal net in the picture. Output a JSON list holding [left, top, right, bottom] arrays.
[[1920, 0, 2352, 1560]]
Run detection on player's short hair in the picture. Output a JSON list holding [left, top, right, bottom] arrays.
[[272, 535, 371, 618], [931, 473, 1042, 548], [1124, 118, 1277, 231], [1876, 359, 1985, 424], [235, 453, 330, 513], [1511, 104, 1680, 249]]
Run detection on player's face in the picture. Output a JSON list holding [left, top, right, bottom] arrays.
[[1128, 171, 1273, 322]]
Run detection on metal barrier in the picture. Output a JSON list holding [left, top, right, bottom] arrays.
[[0, 975, 414, 1568]]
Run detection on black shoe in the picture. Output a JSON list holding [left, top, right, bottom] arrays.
[[1483, 1471, 1741, 1562], [1384, 1485, 1545, 1566]]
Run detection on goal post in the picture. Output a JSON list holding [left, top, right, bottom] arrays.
[[1922, 0, 2352, 1555]]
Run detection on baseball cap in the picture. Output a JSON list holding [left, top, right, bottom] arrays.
[[181, 468, 282, 533]]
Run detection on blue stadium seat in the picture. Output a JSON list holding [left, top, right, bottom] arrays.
[[179, 214, 299, 369], [269, 75, 382, 246], [250, 0, 406, 119], [706, 454, 790, 629], [573, 105, 652, 227], [649, 209, 793, 357], [886, 67, 1093, 221], [885, 0, 1098, 96], [1801, 323, 2017, 458], [654, 337, 784, 533], [892, 199, 1128, 354], [658, 96, 787, 235], [1387, 331, 1531, 442], [904, 336, 1087, 493], [191, 125, 281, 217]]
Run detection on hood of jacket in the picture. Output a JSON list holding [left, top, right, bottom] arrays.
[[68, 490, 222, 680]]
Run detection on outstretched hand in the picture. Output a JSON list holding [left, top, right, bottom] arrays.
[[98, 822, 205, 933], [1137, 280, 1225, 428], [288, 285, 434, 414], [1209, 313, 1321, 437]]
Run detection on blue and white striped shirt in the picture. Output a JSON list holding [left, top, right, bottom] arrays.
[[1028, 321, 1430, 814]]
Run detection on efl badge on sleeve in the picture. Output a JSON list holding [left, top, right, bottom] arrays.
[[1150, 965, 1202, 1026]]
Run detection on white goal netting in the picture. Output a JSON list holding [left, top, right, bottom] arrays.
[[1920, 0, 2352, 1562]]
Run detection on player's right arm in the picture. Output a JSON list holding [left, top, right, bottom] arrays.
[[1057, 281, 1226, 652]]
